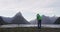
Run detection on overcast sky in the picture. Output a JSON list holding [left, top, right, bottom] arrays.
[[0, 0, 60, 21]]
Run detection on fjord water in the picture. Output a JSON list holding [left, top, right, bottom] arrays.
[[0, 24, 60, 28]]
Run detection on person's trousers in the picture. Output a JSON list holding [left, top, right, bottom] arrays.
[[38, 20, 41, 29]]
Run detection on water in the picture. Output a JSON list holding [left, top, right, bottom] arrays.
[[0, 24, 60, 28]]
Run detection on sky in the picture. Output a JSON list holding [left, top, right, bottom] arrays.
[[0, 0, 60, 21]]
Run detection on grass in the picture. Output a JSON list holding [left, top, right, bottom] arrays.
[[0, 27, 60, 32]]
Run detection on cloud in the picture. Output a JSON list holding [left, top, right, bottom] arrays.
[[0, 0, 59, 21], [0, 9, 19, 17], [0, 0, 56, 8]]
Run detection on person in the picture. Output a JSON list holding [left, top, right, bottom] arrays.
[[37, 14, 42, 29]]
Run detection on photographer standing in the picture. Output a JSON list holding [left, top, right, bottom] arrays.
[[37, 14, 42, 29]]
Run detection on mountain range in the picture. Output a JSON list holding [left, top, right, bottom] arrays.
[[0, 12, 30, 24], [0, 12, 60, 25], [30, 15, 58, 24]]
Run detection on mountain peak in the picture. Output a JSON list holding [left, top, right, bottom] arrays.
[[11, 12, 30, 24], [15, 12, 22, 16]]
